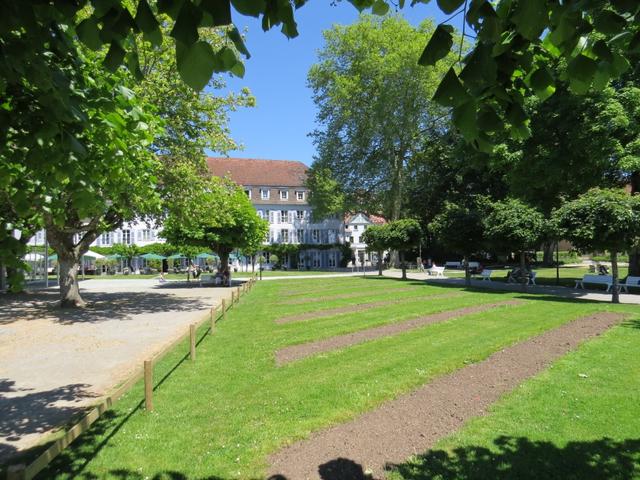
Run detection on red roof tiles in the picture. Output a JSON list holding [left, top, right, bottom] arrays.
[[206, 157, 308, 187]]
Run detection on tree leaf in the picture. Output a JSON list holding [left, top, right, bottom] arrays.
[[459, 44, 496, 92], [512, 1, 548, 40], [567, 53, 597, 83], [436, 0, 465, 15], [76, 17, 102, 51], [528, 66, 556, 100], [372, 0, 390, 15], [452, 99, 479, 140], [593, 9, 627, 35], [176, 41, 216, 91], [230, 0, 266, 16], [227, 26, 251, 58], [170, 2, 202, 46], [200, 0, 232, 26], [418, 24, 453, 66], [433, 68, 470, 108], [135, 0, 162, 47], [103, 41, 126, 72], [157, 0, 185, 19]]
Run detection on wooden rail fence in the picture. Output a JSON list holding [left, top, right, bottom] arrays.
[[6, 277, 257, 480]]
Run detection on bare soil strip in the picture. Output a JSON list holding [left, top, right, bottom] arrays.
[[276, 300, 523, 366], [269, 311, 623, 480], [276, 293, 463, 325], [280, 287, 418, 306]]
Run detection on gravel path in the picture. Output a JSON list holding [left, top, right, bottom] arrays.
[[0, 279, 233, 462], [269, 312, 624, 479], [276, 293, 463, 325]]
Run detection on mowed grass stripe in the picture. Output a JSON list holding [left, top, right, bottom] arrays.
[[279, 287, 419, 305], [276, 278, 422, 298], [388, 317, 640, 480], [275, 300, 525, 365], [276, 292, 464, 324], [269, 312, 625, 479]]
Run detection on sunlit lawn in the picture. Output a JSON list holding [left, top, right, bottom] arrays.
[[36, 277, 639, 479]]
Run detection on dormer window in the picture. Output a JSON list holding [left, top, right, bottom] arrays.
[[260, 188, 270, 200], [296, 191, 305, 201], [280, 190, 289, 200], [245, 189, 252, 199]]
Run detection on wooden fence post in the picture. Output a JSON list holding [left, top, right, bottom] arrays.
[[236, 286, 241, 303], [210, 307, 216, 333], [189, 324, 196, 361], [231, 290, 235, 305], [144, 360, 153, 412], [222, 299, 226, 321]]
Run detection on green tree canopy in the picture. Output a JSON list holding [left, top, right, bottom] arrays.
[[384, 218, 422, 280], [429, 200, 485, 285], [162, 174, 268, 277], [483, 198, 546, 289], [308, 15, 454, 221], [553, 188, 640, 303], [361, 224, 389, 276]]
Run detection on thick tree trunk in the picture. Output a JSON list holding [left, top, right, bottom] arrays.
[[464, 254, 471, 287], [377, 250, 383, 276], [0, 263, 5, 292], [542, 241, 555, 266], [218, 248, 232, 286], [58, 253, 85, 308], [611, 251, 619, 304], [520, 251, 527, 292], [400, 251, 407, 280], [389, 154, 403, 268]]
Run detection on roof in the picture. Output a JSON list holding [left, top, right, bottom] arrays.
[[344, 213, 387, 225], [206, 157, 308, 187]]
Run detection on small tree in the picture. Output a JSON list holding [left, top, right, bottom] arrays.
[[384, 219, 422, 280], [162, 175, 269, 274], [553, 188, 640, 303], [361, 224, 388, 276], [484, 199, 546, 291], [430, 201, 484, 286]]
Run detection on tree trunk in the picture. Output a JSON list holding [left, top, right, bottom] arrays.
[[0, 263, 5, 292], [520, 251, 527, 292], [630, 173, 640, 276], [377, 250, 383, 276], [542, 241, 555, 266], [58, 253, 85, 308], [464, 254, 471, 287], [400, 251, 407, 280], [611, 251, 619, 304]]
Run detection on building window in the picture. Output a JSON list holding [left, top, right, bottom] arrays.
[[141, 229, 152, 241], [296, 191, 305, 201], [313, 252, 321, 267], [257, 210, 264, 219], [281, 229, 289, 243], [296, 210, 305, 220], [245, 189, 252, 199], [328, 253, 336, 267], [311, 229, 320, 243], [280, 210, 288, 223], [297, 229, 304, 243], [100, 232, 112, 245], [268, 210, 274, 223], [122, 230, 131, 245], [280, 190, 288, 200], [353, 225, 359, 231], [260, 188, 270, 200]]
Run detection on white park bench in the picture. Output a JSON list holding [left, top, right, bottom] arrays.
[[476, 269, 494, 281], [467, 261, 480, 269], [445, 261, 461, 269], [427, 266, 446, 278], [575, 274, 613, 292], [620, 276, 640, 293]]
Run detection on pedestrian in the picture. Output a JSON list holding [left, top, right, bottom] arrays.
[[159, 258, 168, 283]]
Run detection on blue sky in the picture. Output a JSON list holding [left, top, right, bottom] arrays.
[[208, 2, 457, 166]]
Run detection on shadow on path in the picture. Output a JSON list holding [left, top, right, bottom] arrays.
[[0, 379, 96, 463], [0, 290, 211, 326]]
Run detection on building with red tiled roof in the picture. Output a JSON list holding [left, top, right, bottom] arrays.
[[206, 157, 383, 270]]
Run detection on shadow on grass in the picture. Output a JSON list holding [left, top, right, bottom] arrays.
[[384, 436, 640, 480]]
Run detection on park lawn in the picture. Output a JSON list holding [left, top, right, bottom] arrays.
[[40, 277, 639, 479], [388, 319, 640, 480], [83, 270, 340, 280]]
